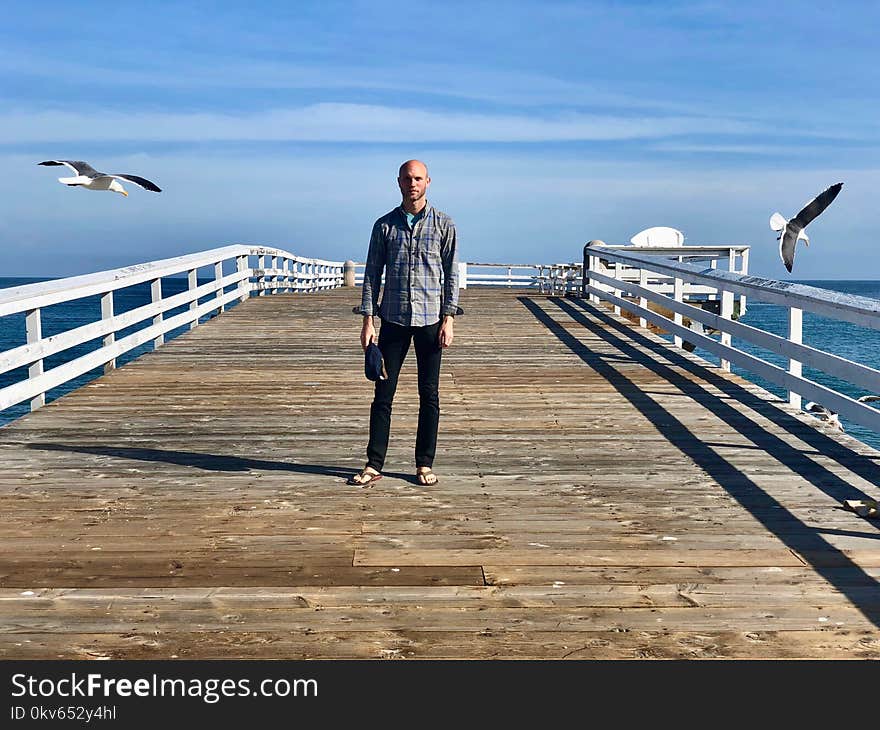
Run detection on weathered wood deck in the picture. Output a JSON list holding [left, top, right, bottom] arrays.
[[2, 287, 880, 659]]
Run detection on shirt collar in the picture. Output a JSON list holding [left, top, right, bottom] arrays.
[[398, 201, 432, 221]]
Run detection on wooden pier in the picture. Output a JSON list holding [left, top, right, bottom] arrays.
[[2, 287, 880, 659]]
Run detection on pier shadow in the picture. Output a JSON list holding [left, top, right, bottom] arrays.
[[23, 443, 415, 483], [519, 295, 880, 628], [566, 296, 880, 488]]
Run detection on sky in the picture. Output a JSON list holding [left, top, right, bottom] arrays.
[[1, 0, 878, 279]]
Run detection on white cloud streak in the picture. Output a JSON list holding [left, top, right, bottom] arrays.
[[0, 103, 758, 143]]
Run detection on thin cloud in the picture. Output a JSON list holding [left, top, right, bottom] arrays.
[[0, 48, 706, 114], [0, 103, 760, 143]]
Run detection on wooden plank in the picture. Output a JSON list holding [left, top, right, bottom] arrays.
[[0, 606, 873, 633], [1, 629, 877, 660], [4, 583, 880, 609]]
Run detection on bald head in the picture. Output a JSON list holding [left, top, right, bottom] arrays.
[[398, 159, 431, 213], [399, 159, 428, 178]]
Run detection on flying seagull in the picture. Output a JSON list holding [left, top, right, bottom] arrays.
[[804, 401, 844, 432], [38, 160, 161, 197], [770, 182, 842, 273]]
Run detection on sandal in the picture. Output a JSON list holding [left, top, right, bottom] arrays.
[[416, 467, 438, 486], [347, 467, 382, 487]]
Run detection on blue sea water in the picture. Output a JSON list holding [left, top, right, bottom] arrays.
[[2, 277, 880, 450]]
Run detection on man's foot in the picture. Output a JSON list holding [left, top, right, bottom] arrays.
[[416, 466, 438, 486], [347, 466, 382, 487]]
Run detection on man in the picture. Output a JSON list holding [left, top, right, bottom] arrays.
[[348, 160, 460, 487]]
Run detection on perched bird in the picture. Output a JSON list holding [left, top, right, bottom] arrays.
[[770, 182, 843, 273], [38, 160, 161, 197], [804, 401, 844, 432]]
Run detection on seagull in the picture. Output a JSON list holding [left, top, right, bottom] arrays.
[[804, 401, 844, 432], [38, 160, 161, 197], [857, 395, 880, 404], [770, 182, 842, 273]]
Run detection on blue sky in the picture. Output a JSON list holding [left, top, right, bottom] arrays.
[[1, 0, 878, 278]]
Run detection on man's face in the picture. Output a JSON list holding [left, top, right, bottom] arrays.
[[398, 163, 430, 204]]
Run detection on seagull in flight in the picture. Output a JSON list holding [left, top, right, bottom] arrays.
[[770, 182, 843, 273], [38, 160, 161, 197]]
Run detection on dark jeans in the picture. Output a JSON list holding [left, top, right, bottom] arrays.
[[366, 319, 443, 471]]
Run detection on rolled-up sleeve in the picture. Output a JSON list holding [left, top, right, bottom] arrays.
[[440, 220, 460, 316], [361, 221, 385, 316]]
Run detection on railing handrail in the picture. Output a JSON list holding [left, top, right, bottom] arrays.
[[0, 245, 344, 317], [593, 244, 749, 255]]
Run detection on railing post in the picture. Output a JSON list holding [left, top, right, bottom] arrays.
[[738, 247, 749, 316], [188, 268, 198, 330], [26, 308, 45, 410], [788, 307, 803, 408], [258, 255, 266, 296], [720, 288, 734, 371], [583, 241, 605, 304], [237, 255, 249, 303], [612, 262, 622, 315], [344, 260, 356, 287], [214, 261, 225, 313], [638, 268, 648, 328], [101, 291, 116, 372], [673, 276, 684, 349], [728, 247, 738, 317], [151, 278, 164, 348], [458, 262, 468, 290]]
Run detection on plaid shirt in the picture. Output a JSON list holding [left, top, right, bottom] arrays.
[[360, 203, 460, 327]]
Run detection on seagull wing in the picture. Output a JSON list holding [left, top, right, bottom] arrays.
[[779, 225, 798, 272], [792, 182, 843, 229], [857, 395, 880, 403], [38, 160, 101, 177], [769, 212, 787, 232], [107, 174, 162, 193]]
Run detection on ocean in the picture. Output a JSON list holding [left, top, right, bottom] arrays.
[[2, 277, 880, 450]]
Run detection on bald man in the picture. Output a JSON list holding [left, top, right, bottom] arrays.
[[349, 160, 460, 487]]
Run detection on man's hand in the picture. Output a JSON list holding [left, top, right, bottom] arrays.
[[439, 316, 454, 348], [361, 316, 376, 351]]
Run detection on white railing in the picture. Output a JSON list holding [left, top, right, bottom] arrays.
[[354, 262, 581, 293], [353, 247, 748, 296], [583, 243, 880, 434], [585, 243, 750, 312], [0, 245, 346, 415]]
